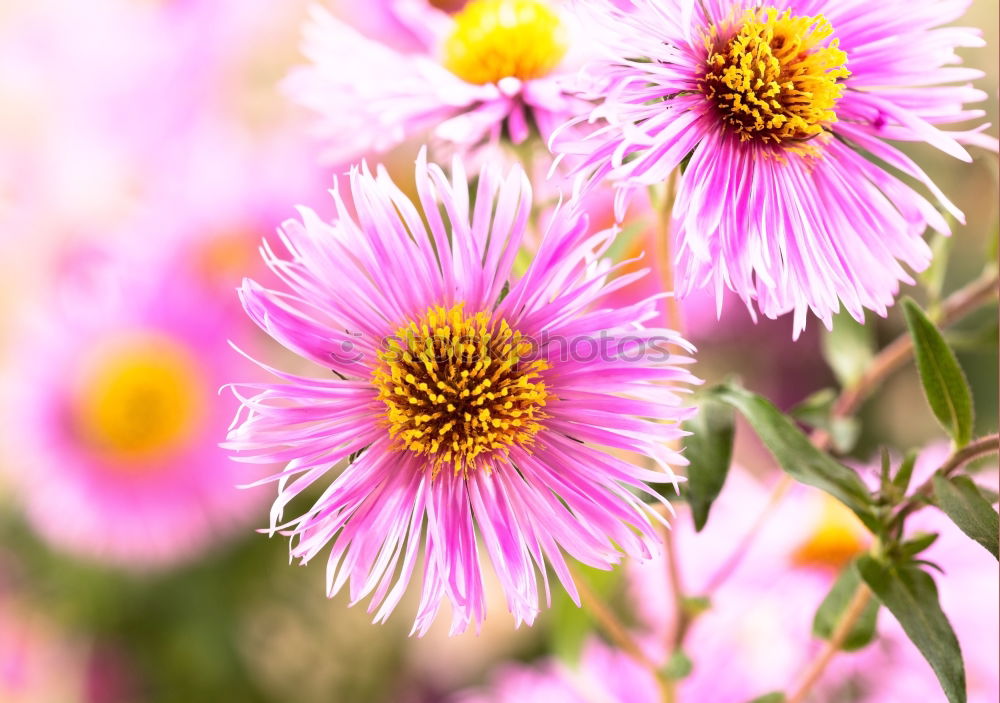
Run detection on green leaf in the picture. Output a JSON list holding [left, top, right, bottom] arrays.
[[898, 532, 939, 559], [920, 230, 953, 304], [746, 694, 785, 703], [712, 385, 879, 531], [661, 651, 693, 680], [893, 451, 918, 495], [682, 395, 735, 531], [821, 313, 875, 387], [901, 299, 974, 447], [857, 556, 966, 703], [813, 559, 880, 651], [976, 486, 1000, 505], [789, 389, 858, 453], [932, 475, 999, 559], [789, 388, 837, 428]]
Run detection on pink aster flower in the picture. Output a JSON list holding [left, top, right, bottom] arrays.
[[284, 0, 594, 164], [225, 152, 697, 635], [453, 639, 659, 703], [557, 0, 997, 335], [0, 244, 267, 569]]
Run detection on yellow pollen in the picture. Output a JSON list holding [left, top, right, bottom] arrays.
[[791, 496, 869, 570], [443, 0, 568, 85], [73, 334, 205, 467], [701, 8, 849, 147], [372, 304, 549, 476]]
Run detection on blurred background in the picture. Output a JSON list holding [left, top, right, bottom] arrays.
[[0, 1, 995, 702]]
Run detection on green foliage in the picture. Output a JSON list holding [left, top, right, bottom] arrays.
[[746, 694, 786, 703], [821, 313, 875, 387], [920, 231, 954, 305], [789, 388, 859, 454], [932, 475, 1000, 559], [712, 384, 879, 531], [902, 299, 974, 447], [892, 451, 918, 496], [856, 555, 966, 703], [662, 650, 693, 680], [898, 532, 939, 560], [812, 559, 880, 651], [548, 565, 620, 663], [681, 394, 735, 531]]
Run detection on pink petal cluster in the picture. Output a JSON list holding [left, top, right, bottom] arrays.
[[284, 0, 593, 164], [226, 152, 698, 635], [1, 244, 268, 569], [557, 0, 997, 335]]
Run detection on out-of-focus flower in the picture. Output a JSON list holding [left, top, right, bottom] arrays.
[[452, 639, 658, 703], [225, 152, 697, 636], [284, 0, 594, 164], [628, 454, 998, 702], [0, 243, 267, 569], [556, 0, 997, 336], [0, 598, 89, 702]]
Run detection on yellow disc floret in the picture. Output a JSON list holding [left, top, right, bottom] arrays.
[[702, 8, 849, 147], [443, 0, 568, 85], [73, 334, 205, 466], [373, 304, 549, 476]]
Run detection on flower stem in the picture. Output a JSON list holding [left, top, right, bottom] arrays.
[[661, 524, 694, 655], [570, 563, 656, 670], [893, 432, 1000, 525], [654, 171, 683, 332], [785, 582, 873, 703], [829, 267, 998, 423]]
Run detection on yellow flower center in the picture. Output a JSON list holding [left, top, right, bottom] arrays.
[[702, 8, 849, 146], [373, 304, 549, 475], [791, 496, 868, 570], [443, 0, 568, 85], [73, 334, 205, 466]]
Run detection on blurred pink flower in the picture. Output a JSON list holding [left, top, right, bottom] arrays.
[[284, 0, 594, 164], [628, 452, 998, 702], [225, 152, 697, 636], [453, 639, 659, 703], [0, 598, 87, 702], [0, 243, 268, 569], [556, 0, 997, 336]]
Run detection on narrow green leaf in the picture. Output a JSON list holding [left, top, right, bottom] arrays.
[[813, 559, 879, 650], [712, 385, 879, 531], [856, 556, 966, 703], [821, 313, 875, 387], [879, 448, 892, 489], [682, 396, 735, 531], [975, 485, 1000, 505], [898, 532, 939, 559], [893, 451, 918, 495], [901, 299, 974, 447], [789, 388, 837, 428], [932, 475, 999, 559], [789, 389, 858, 453]]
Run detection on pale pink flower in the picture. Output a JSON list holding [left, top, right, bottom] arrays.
[[284, 0, 595, 164]]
